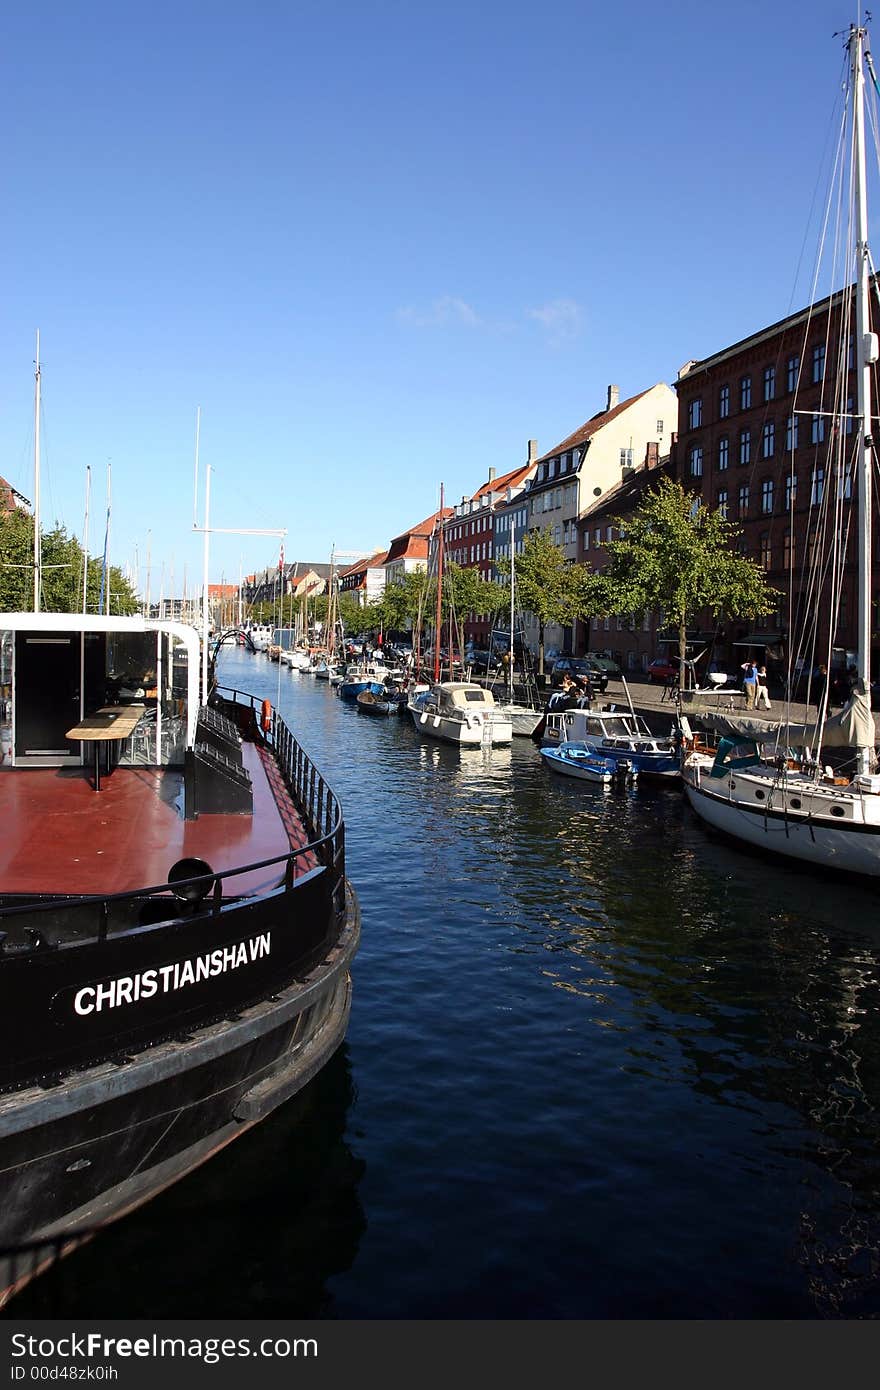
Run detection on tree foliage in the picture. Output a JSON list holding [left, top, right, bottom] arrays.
[[600, 478, 780, 679], [0, 509, 139, 615], [498, 530, 592, 672]]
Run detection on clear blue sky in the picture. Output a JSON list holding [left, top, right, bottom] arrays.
[[0, 0, 863, 596]]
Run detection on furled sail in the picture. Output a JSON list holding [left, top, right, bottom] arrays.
[[699, 687, 877, 749]]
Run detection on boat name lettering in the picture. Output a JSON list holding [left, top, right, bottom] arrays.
[[72, 932, 273, 1016]]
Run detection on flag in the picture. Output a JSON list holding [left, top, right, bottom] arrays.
[[278, 545, 284, 573]]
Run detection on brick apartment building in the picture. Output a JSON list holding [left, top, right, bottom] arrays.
[[672, 282, 880, 677], [444, 459, 536, 646]]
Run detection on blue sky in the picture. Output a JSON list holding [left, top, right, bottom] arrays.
[[0, 0, 864, 596]]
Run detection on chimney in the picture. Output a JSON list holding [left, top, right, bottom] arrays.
[[488, 467, 496, 482], [527, 439, 538, 462], [606, 384, 619, 412], [645, 441, 659, 470]]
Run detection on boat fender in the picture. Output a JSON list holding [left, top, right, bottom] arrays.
[[261, 699, 272, 732]]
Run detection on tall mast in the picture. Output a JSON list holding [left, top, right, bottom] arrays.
[[851, 23, 875, 774], [202, 463, 211, 702], [434, 484, 444, 683], [81, 465, 91, 614], [33, 331, 41, 612], [509, 532, 515, 702]]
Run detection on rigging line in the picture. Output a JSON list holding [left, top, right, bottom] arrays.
[[783, 45, 852, 322]]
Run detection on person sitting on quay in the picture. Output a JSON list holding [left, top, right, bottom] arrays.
[[573, 675, 593, 708], [547, 676, 576, 712]]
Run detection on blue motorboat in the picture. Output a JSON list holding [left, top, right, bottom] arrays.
[[542, 706, 680, 779]]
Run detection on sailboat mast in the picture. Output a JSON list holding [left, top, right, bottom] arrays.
[[851, 22, 875, 774], [33, 331, 41, 613], [434, 485, 444, 683], [508, 539, 515, 702]]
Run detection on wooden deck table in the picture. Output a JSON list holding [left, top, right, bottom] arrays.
[[66, 704, 146, 790]]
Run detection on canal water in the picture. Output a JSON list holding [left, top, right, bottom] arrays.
[[12, 646, 880, 1318]]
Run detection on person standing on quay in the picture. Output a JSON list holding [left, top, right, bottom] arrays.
[[755, 665, 771, 710], [741, 660, 759, 709]]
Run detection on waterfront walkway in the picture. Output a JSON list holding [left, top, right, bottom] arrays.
[[619, 675, 820, 728]]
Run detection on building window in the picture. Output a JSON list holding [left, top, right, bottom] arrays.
[[689, 445, 703, 477], [594, 528, 602, 546], [760, 533, 772, 569], [606, 525, 613, 542], [657, 419, 664, 434], [718, 436, 729, 470], [761, 478, 774, 513], [763, 366, 775, 401], [739, 484, 750, 516], [740, 375, 752, 410], [762, 421, 775, 458], [808, 530, 818, 565], [785, 474, 797, 511], [717, 488, 728, 519], [846, 395, 854, 435], [811, 466, 825, 504], [739, 429, 751, 465], [688, 399, 703, 429], [811, 414, 825, 444], [620, 447, 633, 468], [719, 384, 730, 418], [784, 533, 795, 570], [842, 464, 853, 499], [786, 354, 800, 392], [812, 343, 825, 383], [786, 415, 798, 450]]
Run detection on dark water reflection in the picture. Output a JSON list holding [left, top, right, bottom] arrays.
[[11, 649, 880, 1318]]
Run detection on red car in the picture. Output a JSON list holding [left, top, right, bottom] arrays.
[[647, 657, 679, 683]]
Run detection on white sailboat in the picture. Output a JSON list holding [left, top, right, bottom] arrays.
[[681, 23, 880, 877]]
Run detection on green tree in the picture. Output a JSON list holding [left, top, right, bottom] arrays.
[[600, 478, 779, 685], [501, 530, 586, 674], [0, 510, 138, 615], [440, 564, 507, 659]]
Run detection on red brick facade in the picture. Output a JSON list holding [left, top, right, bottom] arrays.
[[672, 284, 880, 672]]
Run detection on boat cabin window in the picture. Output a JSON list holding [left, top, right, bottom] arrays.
[[115, 631, 188, 767], [464, 689, 489, 703], [1, 626, 189, 771]]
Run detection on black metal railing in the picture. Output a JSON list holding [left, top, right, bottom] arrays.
[[0, 692, 346, 944]]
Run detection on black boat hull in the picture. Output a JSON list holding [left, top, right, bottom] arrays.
[[0, 885, 359, 1305]]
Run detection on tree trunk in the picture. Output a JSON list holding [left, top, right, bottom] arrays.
[[678, 617, 688, 690]]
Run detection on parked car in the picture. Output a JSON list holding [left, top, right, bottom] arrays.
[[549, 656, 609, 693], [588, 653, 622, 679], [465, 649, 501, 673], [647, 657, 679, 684]]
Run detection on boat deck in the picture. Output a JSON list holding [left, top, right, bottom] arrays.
[[0, 741, 317, 898]]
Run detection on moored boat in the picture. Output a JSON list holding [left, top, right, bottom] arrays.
[[0, 610, 359, 1304], [539, 742, 623, 786], [681, 23, 880, 877], [407, 681, 513, 746], [356, 688, 399, 717], [542, 704, 680, 779]]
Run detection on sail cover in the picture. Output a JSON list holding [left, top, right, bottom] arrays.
[[699, 687, 877, 748]]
